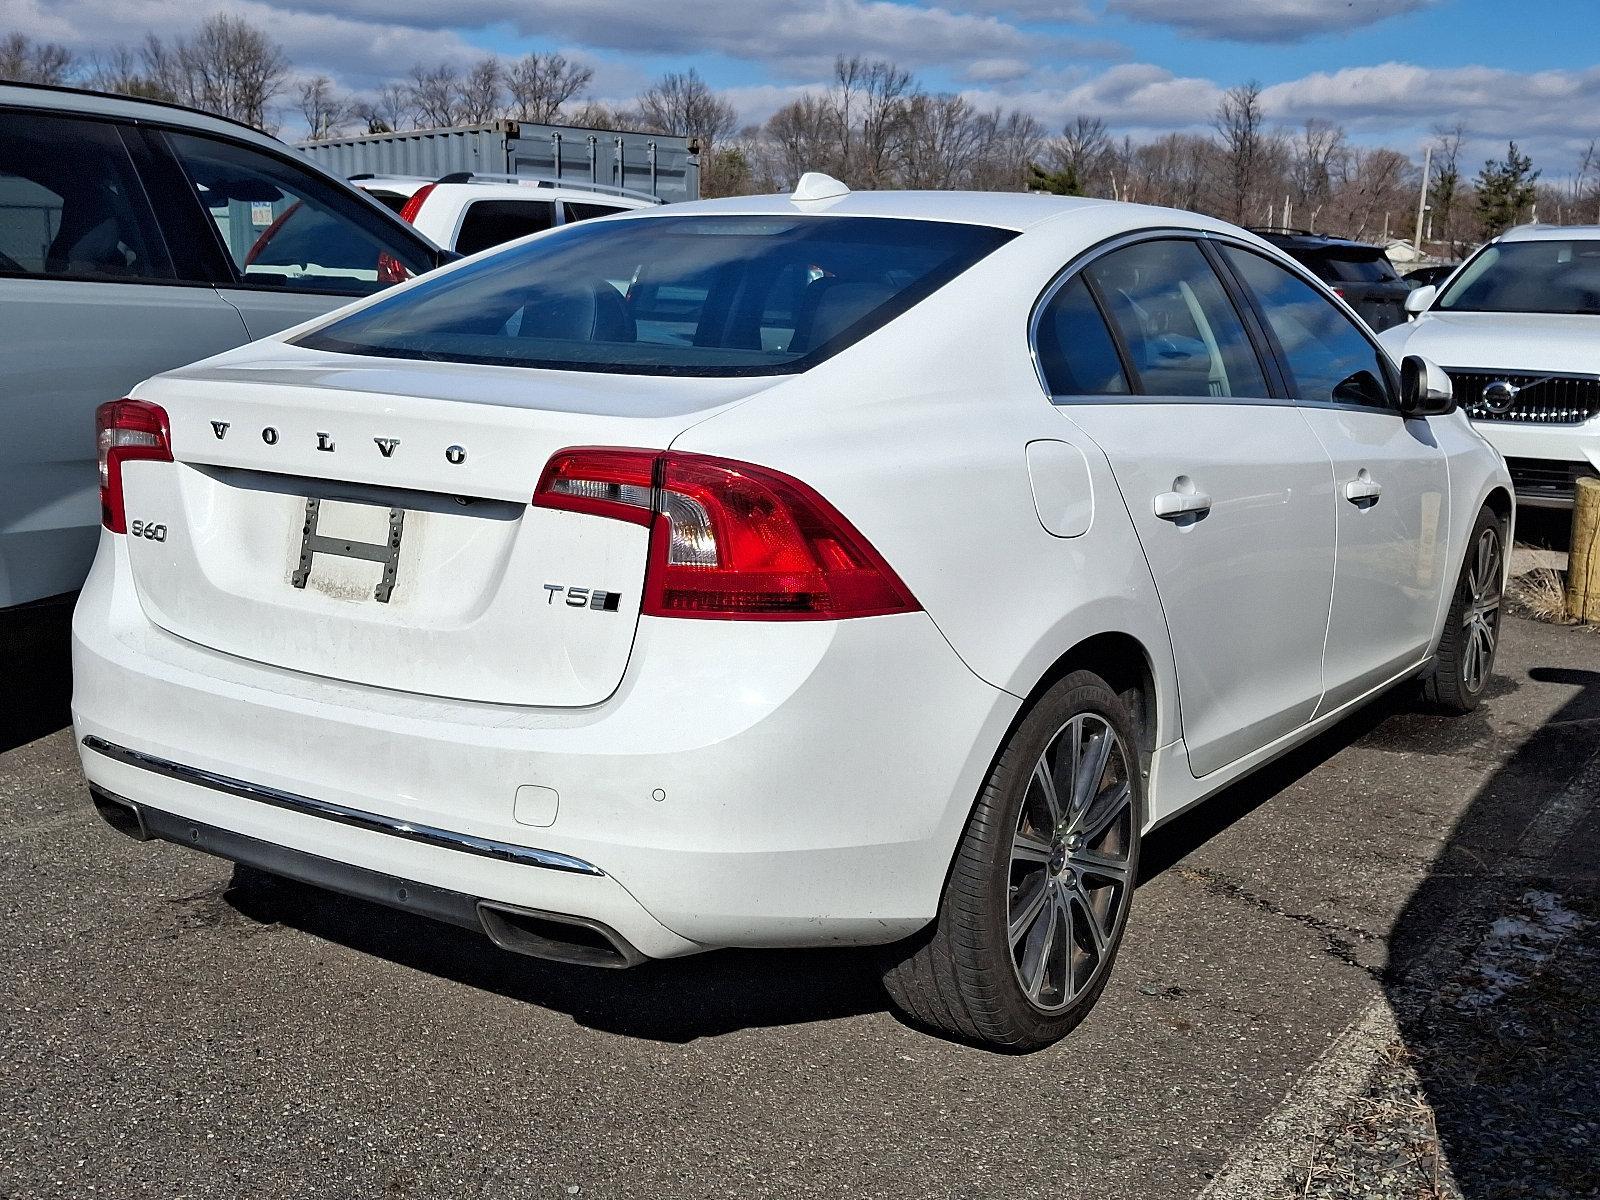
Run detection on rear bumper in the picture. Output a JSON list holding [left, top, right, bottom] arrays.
[[73, 535, 1017, 957]]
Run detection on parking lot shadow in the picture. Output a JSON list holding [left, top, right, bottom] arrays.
[[1377, 660, 1600, 1198], [1, 594, 75, 754], [222, 865, 889, 1042]]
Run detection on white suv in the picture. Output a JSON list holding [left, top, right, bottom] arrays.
[[350, 174, 660, 257], [1380, 224, 1600, 508]]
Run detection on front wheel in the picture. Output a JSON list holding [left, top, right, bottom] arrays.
[[1423, 504, 1506, 713], [880, 671, 1142, 1050]]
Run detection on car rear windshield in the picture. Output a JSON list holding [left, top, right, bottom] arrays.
[[296, 214, 1015, 376], [1318, 251, 1399, 284], [1437, 239, 1600, 314]]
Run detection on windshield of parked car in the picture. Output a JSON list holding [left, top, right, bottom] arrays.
[[1436, 239, 1600, 314], [296, 215, 1015, 376]]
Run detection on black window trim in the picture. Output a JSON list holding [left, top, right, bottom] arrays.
[[0, 104, 189, 290], [1209, 238, 1402, 413], [144, 122, 442, 298], [1027, 228, 1287, 407]]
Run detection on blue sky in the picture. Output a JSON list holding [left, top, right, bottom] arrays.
[[14, 0, 1600, 172]]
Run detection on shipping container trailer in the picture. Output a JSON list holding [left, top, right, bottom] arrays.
[[298, 119, 700, 203]]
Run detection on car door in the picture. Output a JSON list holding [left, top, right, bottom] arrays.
[[150, 128, 438, 339], [1042, 236, 1336, 778], [0, 108, 248, 609], [1219, 244, 1450, 712]]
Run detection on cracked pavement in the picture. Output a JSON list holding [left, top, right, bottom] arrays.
[[2, 603, 1597, 1199]]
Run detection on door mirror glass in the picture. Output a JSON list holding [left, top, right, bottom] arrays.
[[1400, 355, 1455, 416], [1404, 284, 1436, 315]]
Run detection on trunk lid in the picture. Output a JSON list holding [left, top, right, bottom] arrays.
[[122, 346, 769, 706]]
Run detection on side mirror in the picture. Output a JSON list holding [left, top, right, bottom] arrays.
[[1404, 284, 1436, 316], [1401, 355, 1455, 417]]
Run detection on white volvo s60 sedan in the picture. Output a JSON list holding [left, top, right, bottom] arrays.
[[74, 177, 1512, 1050]]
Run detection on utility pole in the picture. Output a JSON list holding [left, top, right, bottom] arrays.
[[1413, 143, 1432, 260]]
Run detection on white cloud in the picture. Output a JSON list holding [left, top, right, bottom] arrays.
[[1106, 0, 1437, 43]]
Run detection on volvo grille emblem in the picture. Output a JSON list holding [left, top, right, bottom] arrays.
[[445, 444, 467, 465], [261, 426, 279, 445], [374, 438, 400, 458], [316, 432, 336, 452], [211, 421, 230, 440], [1481, 380, 1520, 414]]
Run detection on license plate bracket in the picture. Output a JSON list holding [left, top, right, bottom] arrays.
[[291, 497, 405, 603]]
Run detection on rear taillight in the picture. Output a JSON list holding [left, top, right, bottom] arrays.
[[96, 399, 172, 534], [397, 183, 436, 224], [534, 448, 920, 621]]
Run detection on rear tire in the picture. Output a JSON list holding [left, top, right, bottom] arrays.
[[881, 671, 1143, 1051], [1423, 505, 1506, 714]]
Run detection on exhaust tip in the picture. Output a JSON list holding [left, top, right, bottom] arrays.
[[89, 786, 149, 841], [476, 901, 643, 969]]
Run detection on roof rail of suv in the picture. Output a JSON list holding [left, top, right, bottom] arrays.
[[351, 170, 664, 204], [435, 171, 665, 203]]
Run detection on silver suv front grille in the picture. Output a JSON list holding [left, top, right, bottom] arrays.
[[1449, 369, 1600, 425]]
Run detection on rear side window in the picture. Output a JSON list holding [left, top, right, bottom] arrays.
[[364, 189, 410, 215], [0, 111, 171, 283], [1222, 246, 1395, 410], [456, 199, 555, 255], [299, 215, 1015, 377], [563, 201, 627, 223], [1035, 276, 1129, 396], [1085, 240, 1269, 399], [162, 131, 433, 296]]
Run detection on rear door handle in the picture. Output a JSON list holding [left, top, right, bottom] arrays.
[[1153, 490, 1213, 519], [1342, 477, 1383, 505]]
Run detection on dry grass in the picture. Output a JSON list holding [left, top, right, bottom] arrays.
[[1508, 567, 1577, 625]]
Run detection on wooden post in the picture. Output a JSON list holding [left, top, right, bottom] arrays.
[[1567, 477, 1600, 623]]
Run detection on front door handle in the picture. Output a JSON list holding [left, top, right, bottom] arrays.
[[1342, 476, 1383, 505], [1153, 490, 1213, 519]]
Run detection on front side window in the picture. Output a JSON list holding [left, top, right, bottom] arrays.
[[1437, 239, 1600, 315], [1222, 246, 1394, 410], [163, 131, 433, 296], [1085, 239, 1269, 398], [298, 215, 1015, 377], [1035, 276, 1129, 396], [456, 199, 555, 256], [0, 111, 170, 283]]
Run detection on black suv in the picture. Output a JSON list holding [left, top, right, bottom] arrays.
[[1251, 230, 1411, 331]]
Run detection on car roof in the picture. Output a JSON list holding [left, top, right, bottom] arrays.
[[0, 80, 286, 152], [595, 189, 1257, 234], [1498, 223, 1600, 243]]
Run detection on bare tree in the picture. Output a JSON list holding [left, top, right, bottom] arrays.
[[298, 75, 348, 140], [350, 83, 411, 134], [1048, 115, 1112, 194], [1427, 123, 1467, 253], [971, 109, 1044, 192], [566, 100, 632, 130], [765, 94, 841, 185], [636, 68, 737, 149], [154, 15, 287, 132], [829, 56, 916, 187], [458, 56, 503, 125], [406, 62, 463, 129], [505, 52, 593, 124], [1287, 118, 1347, 229], [0, 32, 75, 83], [1214, 80, 1266, 225]]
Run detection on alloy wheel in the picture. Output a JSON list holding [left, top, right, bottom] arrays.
[[1007, 713, 1135, 1013], [1462, 525, 1502, 695]]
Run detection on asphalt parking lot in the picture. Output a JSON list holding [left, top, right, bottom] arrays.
[[3, 602, 1597, 1199]]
